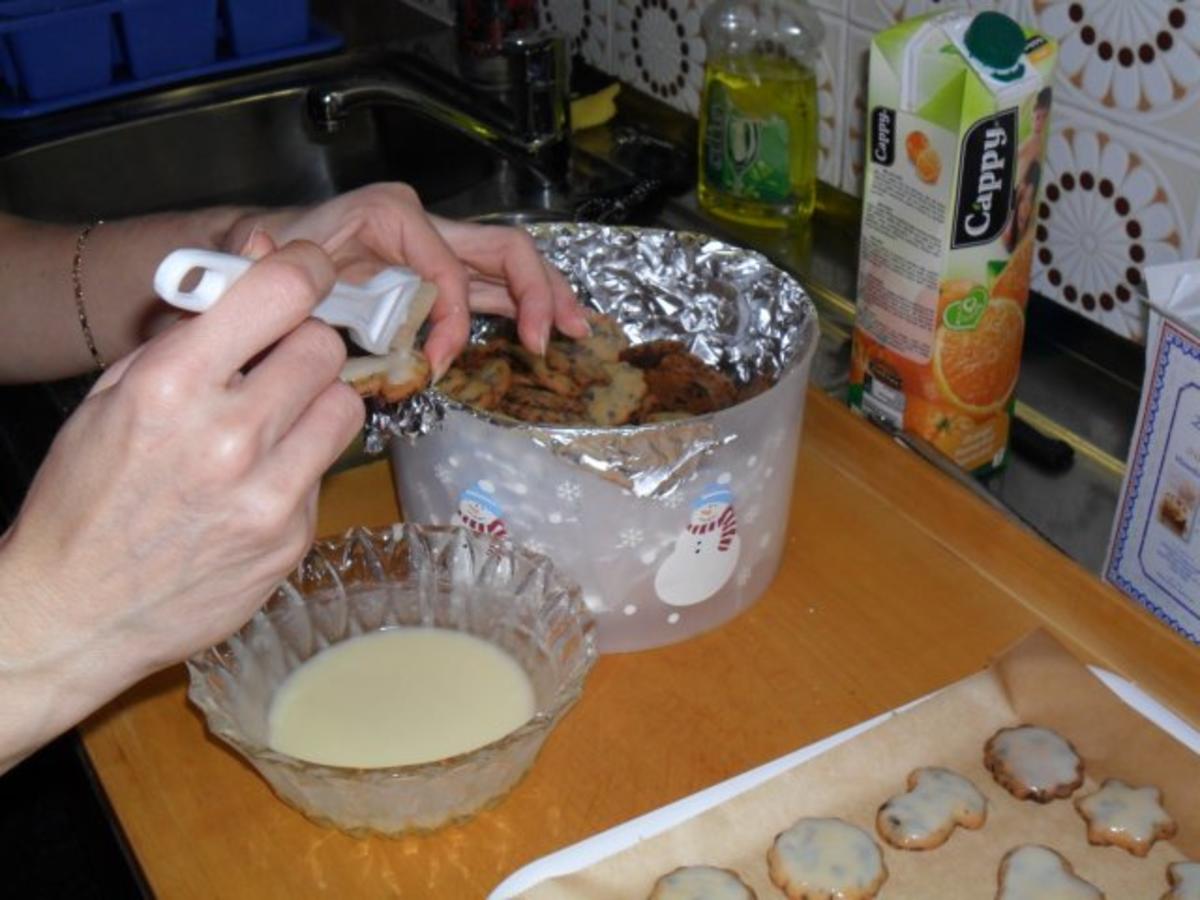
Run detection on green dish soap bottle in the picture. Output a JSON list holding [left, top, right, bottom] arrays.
[[698, 0, 824, 228]]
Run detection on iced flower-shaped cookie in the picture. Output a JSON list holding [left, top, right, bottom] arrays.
[[984, 725, 1084, 803], [996, 845, 1104, 900], [767, 818, 887, 900], [649, 865, 755, 899], [1075, 778, 1177, 857], [876, 766, 988, 850]]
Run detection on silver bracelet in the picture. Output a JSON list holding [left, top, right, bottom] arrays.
[[72, 219, 106, 372]]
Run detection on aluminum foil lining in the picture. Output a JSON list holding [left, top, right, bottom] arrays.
[[366, 223, 818, 495]]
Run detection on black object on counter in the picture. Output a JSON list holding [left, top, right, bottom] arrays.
[[572, 128, 696, 225], [1010, 415, 1075, 473]]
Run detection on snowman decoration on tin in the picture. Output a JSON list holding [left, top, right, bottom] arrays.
[[654, 481, 742, 607], [453, 481, 509, 540]]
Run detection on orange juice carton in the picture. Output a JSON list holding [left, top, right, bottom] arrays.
[[848, 10, 1057, 474]]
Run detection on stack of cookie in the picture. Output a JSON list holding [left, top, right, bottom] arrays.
[[436, 315, 769, 428]]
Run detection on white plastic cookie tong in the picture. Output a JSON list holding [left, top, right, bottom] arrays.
[[153, 248, 431, 355]]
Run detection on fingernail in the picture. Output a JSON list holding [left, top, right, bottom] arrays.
[[241, 225, 266, 258], [431, 357, 450, 384], [538, 329, 550, 356]]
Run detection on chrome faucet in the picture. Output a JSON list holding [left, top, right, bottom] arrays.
[[307, 31, 571, 180]]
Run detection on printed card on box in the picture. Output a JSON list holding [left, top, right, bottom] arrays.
[[1105, 261, 1200, 644]]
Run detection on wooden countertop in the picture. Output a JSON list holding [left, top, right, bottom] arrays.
[[81, 391, 1200, 899]]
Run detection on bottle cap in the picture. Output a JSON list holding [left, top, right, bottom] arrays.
[[964, 11, 1026, 80]]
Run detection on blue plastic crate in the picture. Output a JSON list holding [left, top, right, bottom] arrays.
[[222, 0, 307, 57], [119, 0, 218, 79], [0, 0, 338, 117], [0, 0, 117, 100]]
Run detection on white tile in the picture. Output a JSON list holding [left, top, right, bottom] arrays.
[[847, 0, 890, 29], [840, 22, 873, 195], [1191, 184, 1200, 262], [849, 0, 1034, 29], [613, 0, 707, 115], [543, 0, 613, 71], [1032, 99, 1198, 341], [1030, 0, 1200, 163], [810, 0, 850, 14], [813, 9, 846, 186]]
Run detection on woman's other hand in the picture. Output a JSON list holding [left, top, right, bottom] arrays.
[[226, 183, 589, 376]]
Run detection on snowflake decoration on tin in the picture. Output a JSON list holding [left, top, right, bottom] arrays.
[[433, 463, 454, 486], [616, 527, 645, 550], [662, 491, 686, 510], [555, 480, 583, 505]]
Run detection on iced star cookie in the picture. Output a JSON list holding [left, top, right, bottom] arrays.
[[876, 766, 988, 850], [767, 818, 887, 900], [996, 845, 1104, 900], [984, 725, 1084, 803], [648, 865, 756, 899], [1074, 778, 1177, 857], [1163, 861, 1200, 899]]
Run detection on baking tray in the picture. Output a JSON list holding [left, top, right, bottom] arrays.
[[490, 667, 1200, 899]]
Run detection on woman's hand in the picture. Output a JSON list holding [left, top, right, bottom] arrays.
[[0, 241, 363, 770], [226, 183, 589, 376]]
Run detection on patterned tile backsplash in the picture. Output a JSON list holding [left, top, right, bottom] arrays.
[[399, 0, 1200, 342]]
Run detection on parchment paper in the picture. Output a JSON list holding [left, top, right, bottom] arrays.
[[520, 631, 1198, 898]]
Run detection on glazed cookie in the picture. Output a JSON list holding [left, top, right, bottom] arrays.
[[1163, 861, 1200, 900], [649, 865, 756, 899], [341, 349, 431, 403], [1074, 778, 1177, 857], [767, 818, 887, 900], [876, 766, 988, 850], [996, 845, 1103, 899], [984, 725, 1084, 803]]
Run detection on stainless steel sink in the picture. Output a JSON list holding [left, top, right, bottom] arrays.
[[0, 56, 582, 223], [1, 92, 492, 220]]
